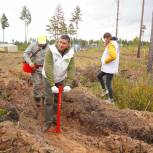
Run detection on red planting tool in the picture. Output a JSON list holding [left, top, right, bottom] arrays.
[[48, 85, 63, 133]]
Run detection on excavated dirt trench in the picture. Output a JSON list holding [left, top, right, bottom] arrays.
[[1, 72, 153, 153], [1, 53, 153, 153]]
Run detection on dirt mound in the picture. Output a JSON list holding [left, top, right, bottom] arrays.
[[0, 78, 34, 112], [66, 131, 153, 153], [0, 121, 63, 153], [76, 65, 100, 84], [1, 77, 153, 152], [62, 88, 153, 150]]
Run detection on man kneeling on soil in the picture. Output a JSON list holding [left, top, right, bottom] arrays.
[[42, 35, 75, 132]]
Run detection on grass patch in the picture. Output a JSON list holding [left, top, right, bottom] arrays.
[[0, 108, 8, 117], [113, 75, 153, 111]]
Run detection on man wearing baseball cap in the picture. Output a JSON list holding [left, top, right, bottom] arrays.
[[23, 35, 49, 118]]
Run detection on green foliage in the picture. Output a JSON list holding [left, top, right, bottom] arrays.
[[83, 73, 153, 112], [70, 5, 82, 39], [119, 38, 149, 48], [19, 6, 31, 43], [0, 13, 9, 29], [15, 41, 29, 51], [0, 109, 7, 117], [132, 37, 139, 46], [0, 13, 9, 42], [113, 75, 153, 111], [60, 22, 68, 35], [46, 15, 58, 39], [70, 5, 82, 29], [46, 5, 82, 40], [19, 6, 31, 25], [68, 23, 76, 38], [46, 5, 66, 40]]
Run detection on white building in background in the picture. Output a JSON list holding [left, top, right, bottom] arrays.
[[0, 44, 18, 52]]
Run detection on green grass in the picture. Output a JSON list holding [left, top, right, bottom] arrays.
[[113, 75, 153, 111], [0, 108, 8, 117], [17, 43, 29, 51]]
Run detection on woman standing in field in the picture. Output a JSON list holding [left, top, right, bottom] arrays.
[[97, 33, 120, 104]]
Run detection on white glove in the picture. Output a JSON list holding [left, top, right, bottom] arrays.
[[51, 86, 59, 93], [63, 86, 71, 93]]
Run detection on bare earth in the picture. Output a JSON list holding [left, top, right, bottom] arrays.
[[1, 52, 153, 153]]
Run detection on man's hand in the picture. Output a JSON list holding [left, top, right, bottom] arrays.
[[51, 86, 59, 93], [63, 86, 71, 92], [30, 63, 35, 68], [30, 63, 36, 71]]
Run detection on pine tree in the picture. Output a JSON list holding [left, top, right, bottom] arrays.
[[68, 23, 76, 38], [19, 6, 31, 43], [70, 6, 82, 39], [0, 13, 9, 42], [47, 5, 67, 40]]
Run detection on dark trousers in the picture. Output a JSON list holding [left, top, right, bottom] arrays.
[[43, 77, 63, 125], [31, 72, 44, 98], [97, 71, 114, 98]]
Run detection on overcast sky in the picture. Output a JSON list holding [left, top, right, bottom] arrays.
[[0, 0, 152, 42]]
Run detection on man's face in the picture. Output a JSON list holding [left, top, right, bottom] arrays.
[[57, 38, 69, 52], [38, 44, 46, 48]]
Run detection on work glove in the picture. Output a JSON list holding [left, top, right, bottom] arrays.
[[51, 86, 59, 93], [63, 86, 71, 93]]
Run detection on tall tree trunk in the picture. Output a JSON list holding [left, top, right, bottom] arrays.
[[75, 23, 78, 40], [147, 12, 153, 72], [3, 29, 4, 43], [25, 22, 27, 43], [137, 0, 145, 58], [116, 0, 119, 38], [27, 25, 28, 43], [76, 30, 77, 40]]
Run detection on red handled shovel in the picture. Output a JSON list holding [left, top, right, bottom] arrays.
[[48, 85, 63, 133]]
